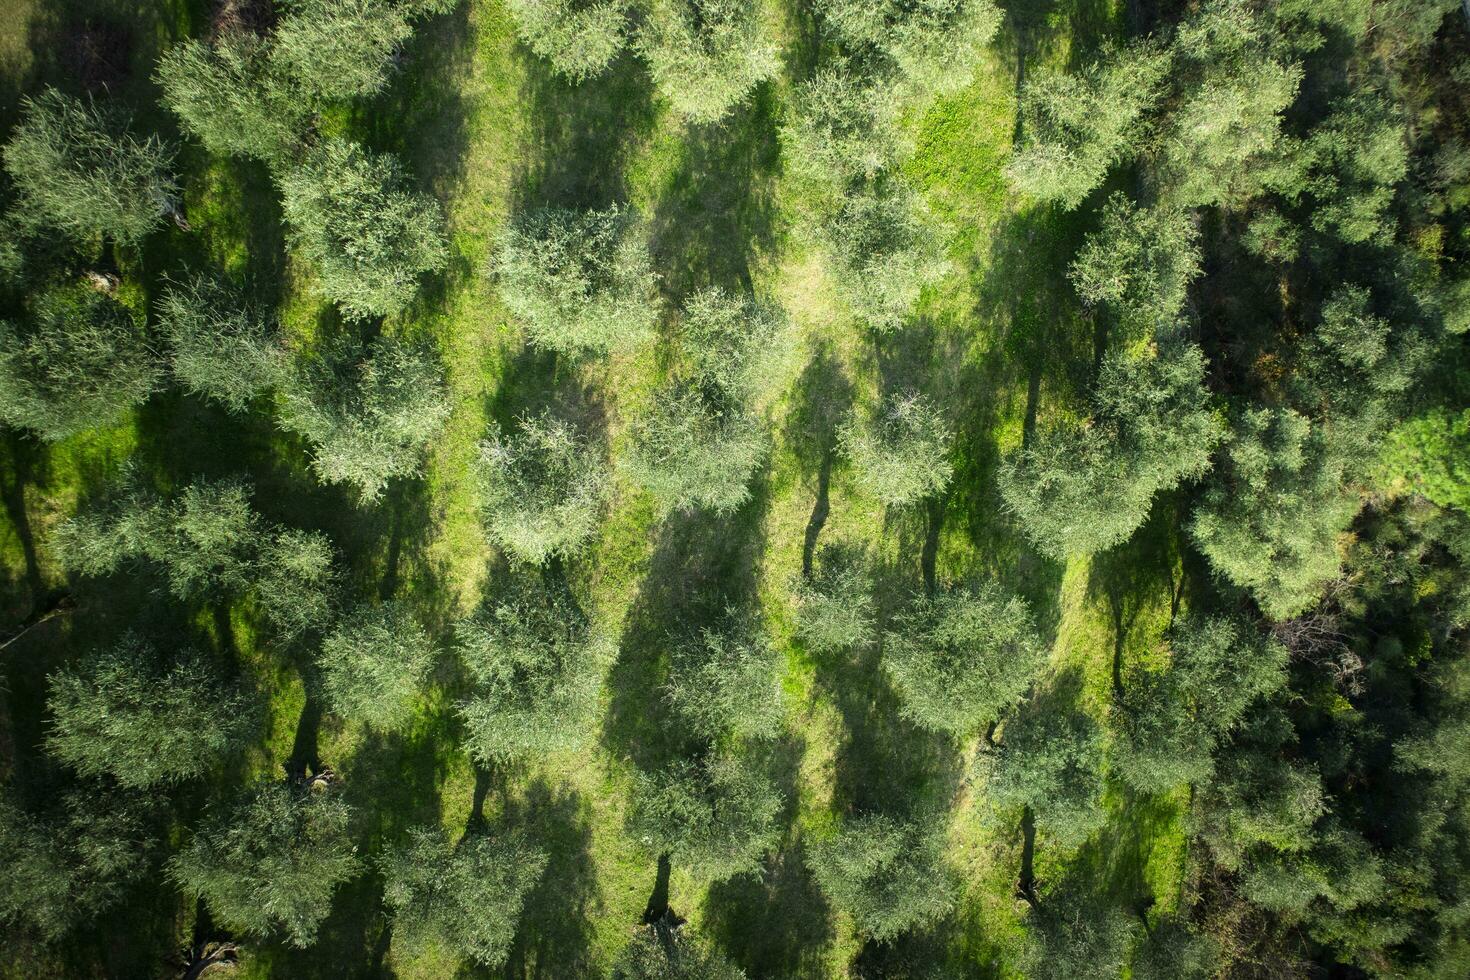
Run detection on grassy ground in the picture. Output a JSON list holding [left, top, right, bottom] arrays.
[[0, 0, 1196, 976]]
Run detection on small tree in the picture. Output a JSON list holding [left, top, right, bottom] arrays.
[[270, 0, 413, 102], [636, 0, 778, 124], [506, 0, 630, 80], [156, 32, 308, 165], [625, 755, 781, 881], [781, 64, 909, 193], [621, 379, 767, 514], [0, 789, 150, 943], [170, 780, 360, 948], [279, 336, 452, 502], [679, 286, 791, 403], [455, 581, 613, 761], [665, 613, 783, 740], [495, 204, 658, 355], [1069, 194, 1201, 342], [318, 601, 435, 730], [613, 921, 748, 979], [806, 811, 957, 942], [474, 412, 610, 564], [981, 697, 1105, 848], [278, 140, 449, 318], [1131, 915, 1219, 980], [1005, 42, 1170, 208], [0, 284, 159, 441], [380, 825, 547, 967], [1020, 876, 1138, 980], [793, 542, 876, 654], [1293, 95, 1408, 244], [882, 582, 1043, 737], [47, 635, 255, 789], [2, 87, 179, 244], [819, 181, 947, 332], [1190, 407, 1359, 619], [254, 527, 339, 640], [839, 391, 952, 507], [815, 0, 1001, 98], [1000, 342, 1221, 559], [158, 274, 287, 412]]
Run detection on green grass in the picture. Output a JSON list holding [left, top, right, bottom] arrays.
[[0, 0, 1202, 976]]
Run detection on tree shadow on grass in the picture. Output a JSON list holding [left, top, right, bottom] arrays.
[[601, 477, 771, 772], [783, 343, 856, 575]]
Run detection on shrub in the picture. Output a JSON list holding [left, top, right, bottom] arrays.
[[279, 140, 449, 318], [3, 88, 179, 244], [839, 391, 952, 506], [625, 755, 781, 880], [158, 274, 287, 412], [636, 0, 779, 124], [495, 204, 658, 355], [318, 601, 435, 730], [793, 542, 876, 654], [807, 811, 957, 941], [819, 181, 947, 332], [506, 0, 630, 80], [0, 284, 159, 441], [621, 379, 767, 514]]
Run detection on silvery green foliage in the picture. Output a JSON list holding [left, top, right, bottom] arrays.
[[271, 0, 412, 102], [793, 542, 876, 654], [807, 811, 958, 942], [637, 0, 779, 123], [980, 697, 1106, 849], [0, 284, 159, 441], [625, 755, 781, 880], [495, 204, 658, 355], [318, 601, 436, 730], [815, 0, 1002, 98], [678, 286, 790, 402], [2, 88, 179, 245], [613, 922, 749, 979], [158, 274, 287, 412], [169, 781, 360, 948], [506, 0, 630, 80], [781, 65, 911, 193], [156, 32, 308, 165], [621, 378, 767, 514], [380, 825, 547, 966], [839, 391, 953, 507], [819, 181, 947, 332], [1069, 194, 1201, 342], [455, 582, 613, 761], [47, 634, 255, 788], [1005, 42, 1170, 208], [280, 335, 452, 502], [474, 412, 610, 564], [665, 612, 783, 740], [882, 582, 1043, 736], [279, 140, 449, 318], [1020, 876, 1139, 980]]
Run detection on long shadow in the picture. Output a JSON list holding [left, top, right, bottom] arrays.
[[782, 344, 855, 576], [0, 431, 50, 611]]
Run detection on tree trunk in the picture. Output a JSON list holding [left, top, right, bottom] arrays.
[[1017, 806, 1038, 910], [0, 590, 74, 652], [179, 940, 239, 979], [801, 452, 832, 580]]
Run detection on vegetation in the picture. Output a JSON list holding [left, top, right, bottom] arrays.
[[625, 755, 781, 881], [807, 811, 957, 942], [317, 601, 436, 730], [636, 0, 778, 124]]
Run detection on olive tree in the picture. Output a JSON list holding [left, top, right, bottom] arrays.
[[0, 284, 159, 441], [814, 0, 1001, 98], [380, 825, 547, 967], [1000, 342, 1221, 559], [1005, 42, 1170, 208], [254, 527, 339, 640], [806, 811, 957, 942], [318, 601, 435, 730], [0, 789, 151, 943], [679, 286, 791, 400], [1131, 916, 1219, 980], [665, 613, 783, 740], [883, 582, 1043, 737], [1020, 876, 1139, 980], [636, 0, 778, 124], [980, 695, 1105, 848], [455, 582, 614, 761], [279, 336, 452, 502], [47, 635, 255, 788], [1293, 95, 1408, 244], [156, 32, 308, 165], [270, 0, 412, 102], [169, 780, 360, 948], [781, 64, 909, 192], [507, 0, 630, 80], [474, 412, 610, 564], [278, 140, 449, 318], [793, 542, 876, 654], [1190, 407, 1359, 620], [3, 87, 179, 244], [613, 921, 748, 979], [819, 181, 947, 332], [625, 755, 781, 880], [1069, 194, 1201, 342], [494, 204, 658, 355], [839, 391, 953, 507], [621, 379, 767, 514], [157, 274, 287, 412]]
